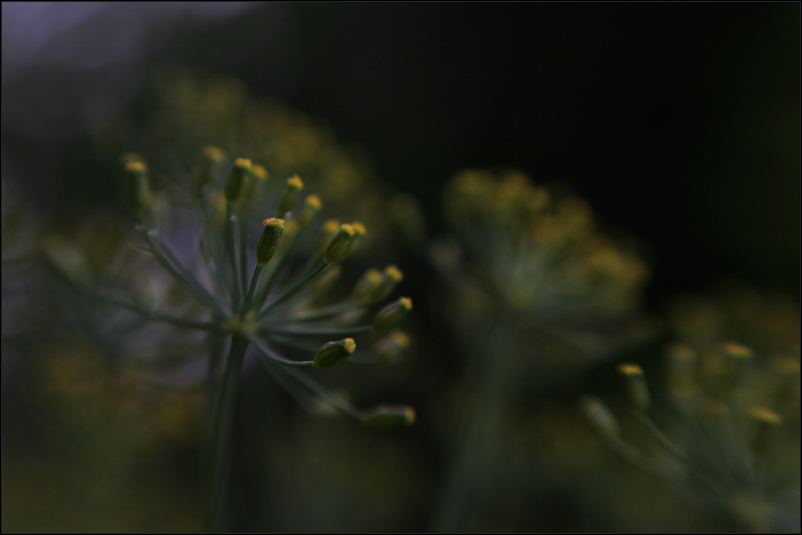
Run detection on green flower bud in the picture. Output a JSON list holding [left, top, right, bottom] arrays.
[[224, 158, 252, 204], [194, 146, 226, 192], [313, 338, 356, 368], [256, 218, 285, 266], [374, 265, 403, 302], [352, 269, 382, 300], [362, 405, 416, 428], [353, 265, 404, 303], [749, 407, 783, 458], [239, 163, 269, 205], [343, 221, 366, 257], [369, 330, 410, 364], [297, 195, 322, 228], [617, 363, 651, 413], [123, 160, 151, 217], [317, 219, 341, 256], [581, 395, 620, 440], [324, 224, 356, 264], [372, 297, 413, 332], [278, 175, 304, 216]]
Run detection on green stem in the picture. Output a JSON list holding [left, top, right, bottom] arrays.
[[258, 262, 337, 319], [432, 309, 516, 532], [205, 334, 249, 532], [225, 208, 243, 310], [139, 227, 227, 319], [243, 265, 265, 312], [274, 298, 371, 324], [261, 325, 373, 338], [249, 336, 315, 367], [75, 284, 224, 333]]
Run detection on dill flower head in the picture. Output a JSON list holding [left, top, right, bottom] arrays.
[[441, 169, 647, 319], [43, 148, 414, 426], [97, 68, 394, 259], [434, 169, 650, 371], [586, 284, 800, 532]]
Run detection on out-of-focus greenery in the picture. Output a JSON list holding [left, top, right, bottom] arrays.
[[585, 284, 800, 532], [2, 4, 798, 533]]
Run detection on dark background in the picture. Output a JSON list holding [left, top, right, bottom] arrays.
[[2, 3, 799, 532], [206, 2, 800, 305], [4, 2, 798, 305]]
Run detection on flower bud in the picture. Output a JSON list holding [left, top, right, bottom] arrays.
[[372, 297, 412, 332], [352, 269, 382, 301], [224, 158, 252, 204], [617, 363, 651, 413], [278, 175, 304, 215], [317, 219, 341, 256], [239, 163, 269, 204], [361, 405, 416, 428], [581, 395, 620, 440], [123, 160, 151, 217], [313, 338, 356, 368], [343, 221, 366, 257], [369, 330, 410, 364], [324, 224, 356, 264], [194, 146, 226, 192], [297, 195, 322, 228], [256, 218, 285, 266], [354, 265, 404, 303], [749, 407, 783, 458]]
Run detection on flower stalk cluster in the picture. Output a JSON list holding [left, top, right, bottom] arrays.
[[584, 289, 800, 533], [45, 147, 414, 531]]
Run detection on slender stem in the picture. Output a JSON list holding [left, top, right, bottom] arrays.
[[205, 334, 249, 532], [225, 208, 243, 310], [243, 265, 265, 312], [273, 298, 371, 324], [249, 336, 315, 367], [78, 287, 224, 333], [251, 346, 363, 420], [139, 227, 227, 319], [239, 208, 250, 297], [283, 367, 365, 420], [432, 309, 516, 532], [258, 262, 337, 319], [261, 325, 373, 338]]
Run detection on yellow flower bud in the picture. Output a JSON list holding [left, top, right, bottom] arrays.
[[256, 218, 285, 266], [372, 297, 412, 332], [313, 338, 356, 368], [123, 160, 151, 217], [297, 194, 322, 228], [324, 224, 356, 264], [224, 158, 252, 204], [361, 405, 416, 428], [369, 330, 410, 364], [278, 175, 304, 215], [617, 363, 651, 413]]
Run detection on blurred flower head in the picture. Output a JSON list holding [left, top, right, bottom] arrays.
[[433, 169, 652, 374]]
